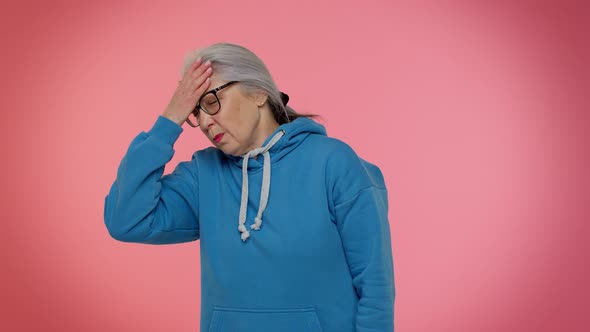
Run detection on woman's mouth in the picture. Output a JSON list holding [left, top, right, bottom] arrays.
[[213, 133, 225, 143]]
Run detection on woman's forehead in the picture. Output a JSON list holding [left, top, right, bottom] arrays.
[[209, 77, 236, 95], [208, 75, 224, 90]]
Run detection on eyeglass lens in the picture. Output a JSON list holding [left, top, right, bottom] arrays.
[[187, 93, 221, 126]]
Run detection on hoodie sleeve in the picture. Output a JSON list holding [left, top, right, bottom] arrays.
[[103, 115, 200, 244], [327, 142, 396, 332]]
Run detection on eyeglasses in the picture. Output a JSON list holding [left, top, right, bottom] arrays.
[[186, 81, 239, 127]]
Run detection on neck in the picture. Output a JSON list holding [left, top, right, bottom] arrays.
[[250, 107, 279, 156]]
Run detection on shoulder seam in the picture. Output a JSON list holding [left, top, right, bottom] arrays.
[[334, 185, 387, 209]]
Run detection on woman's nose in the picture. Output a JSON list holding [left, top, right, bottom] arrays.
[[199, 111, 215, 128]]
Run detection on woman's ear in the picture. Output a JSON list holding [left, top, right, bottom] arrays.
[[253, 91, 268, 107]]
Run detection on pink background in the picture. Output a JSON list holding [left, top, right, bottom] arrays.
[[1, 1, 589, 331]]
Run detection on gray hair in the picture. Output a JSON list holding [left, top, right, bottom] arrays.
[[180, 43, 316, 125]]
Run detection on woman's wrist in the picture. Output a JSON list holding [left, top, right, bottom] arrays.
[[161, 111, 184, 127]]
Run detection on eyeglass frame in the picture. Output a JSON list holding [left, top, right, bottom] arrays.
[[185, 80, 240, 128]]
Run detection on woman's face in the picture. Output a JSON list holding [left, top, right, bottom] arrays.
[[198, 76, 266, 156]]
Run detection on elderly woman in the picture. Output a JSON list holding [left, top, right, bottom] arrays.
[[104, 43, 395, 332]]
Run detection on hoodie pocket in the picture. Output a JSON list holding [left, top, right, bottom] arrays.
[[208, 306, 323, 332]]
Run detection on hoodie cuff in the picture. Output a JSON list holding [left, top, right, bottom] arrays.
[[147, 115, 184, 145]]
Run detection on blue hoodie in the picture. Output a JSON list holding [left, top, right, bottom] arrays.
[[104, 115, 396, 332]]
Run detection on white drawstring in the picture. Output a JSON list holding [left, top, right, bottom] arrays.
[[238, 131, 285, 242]]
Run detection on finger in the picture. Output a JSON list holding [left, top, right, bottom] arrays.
[[190, 57, 203, 73], [191, 60, 212, 80], [192, 77, 211, 99], [190, 67, 213, 92], [179, 58, 203, 84]]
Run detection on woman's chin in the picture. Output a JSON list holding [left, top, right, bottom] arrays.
[[217, 145, 241, 157]]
